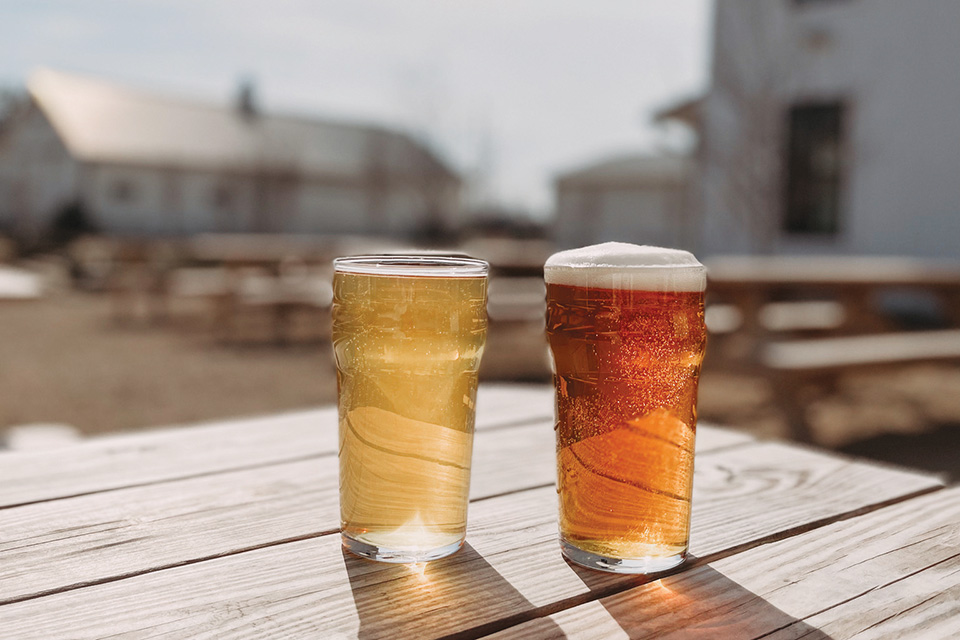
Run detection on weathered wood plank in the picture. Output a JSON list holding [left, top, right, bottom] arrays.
[[763, 329, 960, 372], [494, 486, 960, 639], [0, 381, 734, 510], [0, 385, 555, 508], [474, 384, 555, 427], [0, 421, 744, 606], [685, 441, 939, 554], [786, 557, 960, 639], [692, 422, 753, 452], [0, 408, 335, 509], [0, 441, 939, 638], [0, 420, 542, 606]]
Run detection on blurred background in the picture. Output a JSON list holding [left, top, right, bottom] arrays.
[[1, 1, 959, 478]]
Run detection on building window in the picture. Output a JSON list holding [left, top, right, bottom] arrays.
[[111, 179, 137, 204], [783, 101, 845, 235]]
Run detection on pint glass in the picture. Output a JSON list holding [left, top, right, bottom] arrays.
[[333, 255, 489, 563], [544, 243, 707, 574]]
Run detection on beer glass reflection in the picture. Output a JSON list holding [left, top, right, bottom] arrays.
[[545, 243, 707, 574], [333, 256, 489, 563]]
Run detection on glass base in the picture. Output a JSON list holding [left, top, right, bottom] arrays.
[[560, 539, 687, 575], [341, 533, 464, 563]]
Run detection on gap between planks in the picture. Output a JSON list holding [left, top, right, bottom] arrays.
[[0, 424, 752, 610], [0, 452, 327, 512], [457, 484, 948, 640], [0, 528, 338, 608], [0, 387, 556, 511], [1, 432, 937, 638], [491, 486, 960, 640], [0, 468, 945, 639]]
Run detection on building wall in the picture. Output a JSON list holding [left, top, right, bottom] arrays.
[[85, 166, 458, 237], [0, 104, 77, 237], [85, 164, 169, 234], [0, 107, 461, 238], [294, 182, 369, 234], [383, 183, 432, 235], [700, 0, 960, 259], [178, 171, 252, 234], [293, 178, 459, 237], [554, 183, 686, 250]]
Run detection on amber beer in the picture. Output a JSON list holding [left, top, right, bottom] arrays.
[[333, 256, 488, 563], [545, 243, 706, 573]]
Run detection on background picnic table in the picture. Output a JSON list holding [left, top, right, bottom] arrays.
[[703, 256, 960, 443], [1, 384, 957, 638]]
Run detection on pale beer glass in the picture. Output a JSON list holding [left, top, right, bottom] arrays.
[[333, 255, 489, 562], [544, 243, 707, 574]]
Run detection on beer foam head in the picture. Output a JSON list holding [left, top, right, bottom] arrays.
[[544, 242, 705, 292]]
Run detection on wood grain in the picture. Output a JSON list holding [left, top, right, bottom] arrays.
[[0, 421, 745, 606], [474, 384, 555, 428], [495, 486, 960, 639], [0, 438, 939, 638], [0, 381, 737, 511], [0, 408, 335, 509], [786, 556, 960, 639], [0, 419, 543, 606], [0, 385, 555, 508]]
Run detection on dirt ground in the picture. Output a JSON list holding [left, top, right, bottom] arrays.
[[3, 290, 959, 482], [0, 292, 339, 434]]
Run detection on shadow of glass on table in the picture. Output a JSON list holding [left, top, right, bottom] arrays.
[[514, 556, 832, 639], [342, 542, 564, 639]]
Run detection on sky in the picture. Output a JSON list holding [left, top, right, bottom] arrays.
[[1, 1, 713, 218]]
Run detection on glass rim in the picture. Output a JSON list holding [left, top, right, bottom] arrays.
[[333, 254, 489, 277]]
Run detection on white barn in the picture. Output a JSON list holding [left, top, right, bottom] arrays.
[[690, 0, 960, 259], [553, 154, 691, 250], [0, 69, 460, 241]]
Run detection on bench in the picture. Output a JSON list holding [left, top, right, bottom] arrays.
[[232, 272, 333, 345], [762, 329, 960, 442], [706, 301, 847, 335]]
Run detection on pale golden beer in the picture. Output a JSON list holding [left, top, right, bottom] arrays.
[[333, 256, 488, 562], [545, 243, 706, 573]]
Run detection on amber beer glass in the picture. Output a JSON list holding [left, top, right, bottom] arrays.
[[545, 243, 707, 573], [333, 255, 488, 562]]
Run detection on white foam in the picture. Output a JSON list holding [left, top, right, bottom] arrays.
[[544, 242, 706, 292]]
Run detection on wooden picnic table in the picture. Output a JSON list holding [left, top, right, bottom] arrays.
[[706, 255, 960, 336], [1, 384, 956, 638], [704, 256, 960, 443]]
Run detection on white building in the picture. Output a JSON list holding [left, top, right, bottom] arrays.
[[690, 0, 960, 259], [0, 69, 460, 241], [553, 154, 691, 250]]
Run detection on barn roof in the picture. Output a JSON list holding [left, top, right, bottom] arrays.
[[27, 68, 457, 182]]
